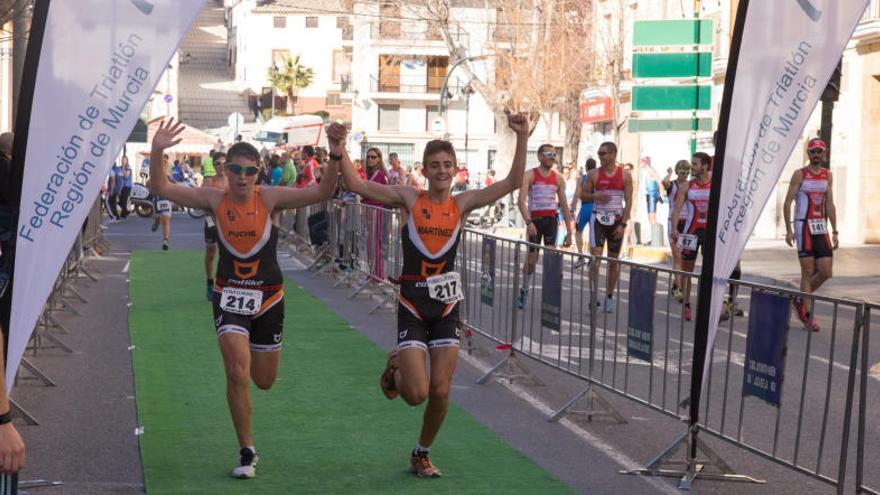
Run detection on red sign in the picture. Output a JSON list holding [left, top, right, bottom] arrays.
[[580, 98, 612, 124]]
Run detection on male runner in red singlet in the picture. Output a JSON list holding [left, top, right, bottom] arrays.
[[202, 151, 227, 300], [581, 141, 633, 313], [515, 144, 573, 309], [149, 118, 340, 479], [671, 152, 712, 321], [335, 113, 530, 479], [783, 138, 838, 331]]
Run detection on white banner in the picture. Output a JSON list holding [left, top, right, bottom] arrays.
[[703, 0, 868, 393], [8, 0, 204, 390]]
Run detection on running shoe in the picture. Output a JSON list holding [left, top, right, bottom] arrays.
[[162, 240, 169, 251], [671, 286, 684, 304], [380, 351, 400, 400], [206, 281, 214, 301], [231, 447, 258, 479], [720, 303, 731, 322], [731, 302, 744, 317], [603, 297, 614, 314], [410, 450, 442, 479], [573, 257, 588, 269], [793, 297, 808, 325], [808, 317, 820, 332], [151, 222, 159, 232], [684, 304, 692, 321], [516, 288, 527, 310]]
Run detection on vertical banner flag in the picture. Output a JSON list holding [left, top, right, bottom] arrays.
[[540, 251, 562, 331], [627, 268, 657, 363], [742, 292, 790, 406], [699, 0, 869, 396], [8, 0, 204, 390], [480, 238, 495, 306]]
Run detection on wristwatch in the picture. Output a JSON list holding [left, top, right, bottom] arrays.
[[328, 153, 343, 161]]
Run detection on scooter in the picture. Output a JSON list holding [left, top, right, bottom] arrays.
[[129, 174, 154, 218], [129, 173, 205, 219]]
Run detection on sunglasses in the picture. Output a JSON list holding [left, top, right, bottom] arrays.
[[226, 163, 260, 176], [676, 169, 690, 175], [808, 148, 824, 154], [540, 151, 557, 158], [597, 151, 609, 156]]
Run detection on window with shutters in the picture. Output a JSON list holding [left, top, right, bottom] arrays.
[[378, 104, 400, 131]]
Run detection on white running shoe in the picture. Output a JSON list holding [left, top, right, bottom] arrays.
[[231, 447, 258, 479]]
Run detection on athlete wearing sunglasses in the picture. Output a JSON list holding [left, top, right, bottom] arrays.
[[148, 118, 341, 479]]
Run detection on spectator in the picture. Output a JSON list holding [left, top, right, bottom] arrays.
[[279, 151, 296, 186], [485, 169, 496, 187], [316, 147, 328, 166], [106, 160, 123, 221], [363, 147, 389, 281], [405, 163, 423, 190], [256, 160, 272, 186], [270, 155, 284, 186], [353, 158, 367, 180], [386, 152, 403, 185], [119, 156, 133, 219], [640, 156, 665, 225], [363, 147, 389, 206], [453, 162, 469, 192], [0, 132, 12, 205], [299, 145, 320, 188], [171, 159, 185, 183], [621, 162, 638, 258]]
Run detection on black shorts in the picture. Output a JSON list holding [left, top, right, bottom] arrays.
[[681, 228, 707, 262], [795, 220, 833, 259], [204, 223, 218, 245], [397, 301, 461, 351], [212, 289, 285, 352], [528, 216, 558, 253], [589, 215, 624, 254]]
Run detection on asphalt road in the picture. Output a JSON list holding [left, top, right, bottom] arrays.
[[13, 213, 878, 494]]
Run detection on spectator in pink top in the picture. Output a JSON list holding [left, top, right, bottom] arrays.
[[363, 147, 389, 281]]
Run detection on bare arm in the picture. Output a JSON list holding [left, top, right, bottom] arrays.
[[456, 112, 530, 214], [827, 171, 838, 247], [570, 176, 582, 213], [671, 181, 689, 228], [0, 329, 24, 474], [329, 124, 417, 209], [149, 119, 221, 211], [622, 169, 634, 224], [580, 171, 607, 202], [556, 174, 573, 232], [517, 170, 533, 222], [783, 170, 803, 234]]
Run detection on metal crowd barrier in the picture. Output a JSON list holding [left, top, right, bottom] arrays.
[[13, 198, 108, 425], [301, 200, 874, 493]]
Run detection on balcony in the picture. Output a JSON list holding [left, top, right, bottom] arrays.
[[333, 74, 353, 95], [369, 75, 465, 101], [369, 22, 469, 46], [854, 0, 880, 42]]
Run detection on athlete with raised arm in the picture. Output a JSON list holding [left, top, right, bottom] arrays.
[[148, 118, 340, 479], [335, 113, 529, 479]]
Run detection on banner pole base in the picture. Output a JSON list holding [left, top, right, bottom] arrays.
[[548, 383, 627, 424], [620, 426, 765, 490], [475, 349, 540, 386], [9, 399, 38, 426]]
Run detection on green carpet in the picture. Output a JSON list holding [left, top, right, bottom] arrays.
[[129, 250, 572, 494]]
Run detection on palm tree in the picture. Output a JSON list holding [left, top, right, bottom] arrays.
[[267, 56, 315, 114]]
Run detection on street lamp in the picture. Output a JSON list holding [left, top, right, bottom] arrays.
[[462, 84, 475, 167], [271, 63, 278, 119]]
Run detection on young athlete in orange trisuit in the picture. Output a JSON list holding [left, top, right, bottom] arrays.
[[333, 113, 530, 479], [149, 118, 340, 479]]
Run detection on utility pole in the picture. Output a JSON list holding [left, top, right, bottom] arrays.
[[819, 59, 841, 169]]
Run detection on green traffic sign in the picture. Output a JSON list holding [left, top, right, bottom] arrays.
[[632, 85, 711, 111], [633, 53, 712, 79], [628, 118, 713, 133], [633, 19, 714, 47]]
